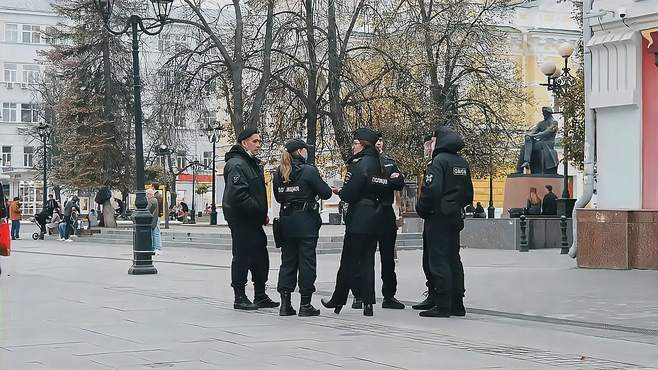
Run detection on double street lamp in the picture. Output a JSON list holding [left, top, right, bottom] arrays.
[[540, 42, 575, 202], [202, 121, 222, 226], [36, 123, 51, 210], [94, 0, 173, 275]]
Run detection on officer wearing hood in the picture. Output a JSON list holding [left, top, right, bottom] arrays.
[[274, 139, 333, 317], [414, 126, 473, 318], [223, 128, 279, 311], [322, 128, 385, 317]]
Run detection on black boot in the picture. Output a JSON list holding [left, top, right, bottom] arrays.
[[279, 291, 296, 316], [298, 294, 320, 317], [363, 303, 373, 317], [452, 296, 466, 317], [233, 288, 258, 310], [254, 289, 280, 309], [321, 298, 342, 314], [352, 297, 363, 309], [412, 291, 434, 310], [382, 296, 405, 309], [419, 306, 451, 318]]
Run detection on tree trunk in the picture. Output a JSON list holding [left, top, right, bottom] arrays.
[[102, 198, 117, 228], [231, 0, 245, 135], [305, 0, 318, 164], [327, 0, 352, 162], [248, 0, 274, 130]]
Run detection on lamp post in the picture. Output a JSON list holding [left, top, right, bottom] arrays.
[[94, 0, 173, 275], [540, 42, 574, 200], [202, 121, 222, 226], [156, 144, 174, 229], [36, 123, 50, 210]]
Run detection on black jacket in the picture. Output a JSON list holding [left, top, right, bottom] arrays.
[[339, 147, 387, 235], [379, 154, 405, 229], [222, 145, 268, 227], [274, 155, 332, 238], [416, 127, 474, 220], [542, 192, 558, 215]]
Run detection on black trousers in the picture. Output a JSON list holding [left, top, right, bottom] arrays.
[[277, 237, 318, 295], [352, 226, 398, 298], [425, 217, 465, 308], [330, 233, 377, 305], [229, 225, 269, 290]]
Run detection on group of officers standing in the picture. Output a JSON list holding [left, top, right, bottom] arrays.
[[222, 125, 473, 319]]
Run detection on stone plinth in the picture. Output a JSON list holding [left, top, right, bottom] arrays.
[[503, 174, 564, 216], [462, 217, 572, 250], [576, 209, 658, 270]]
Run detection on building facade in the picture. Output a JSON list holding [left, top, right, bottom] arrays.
[[0, 0, 59, 215]]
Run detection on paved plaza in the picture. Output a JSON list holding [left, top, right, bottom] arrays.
[[1, 238, 657, 369]]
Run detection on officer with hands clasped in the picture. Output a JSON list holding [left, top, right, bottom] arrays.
[[414, 126, 474, 318], [223, 128, 279, 311], [352, 132, 406, 310], [322, 128, 386, 317], [274, 139, 333, 317]]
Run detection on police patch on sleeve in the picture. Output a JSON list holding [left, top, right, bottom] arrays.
[[425, 174, 433, 184], [345, 172, 352, 183], [453, 167, 467, 176], [232, 175, 240, 184]]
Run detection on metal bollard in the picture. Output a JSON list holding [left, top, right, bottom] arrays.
[[519, 215, 529, 252], [560, 215, 569, 254]]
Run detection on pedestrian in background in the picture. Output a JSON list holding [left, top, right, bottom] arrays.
[[322, 128, 385, 317], [526, 187, 542, 215], [9, 197, 22, 240], [147, 188, 161, 255], [274, 139, 333, 317], [542, 184, 558, 215], [415, 126, 473, 318], [62, 196, 80, 242], [223, 128, 279, 311]]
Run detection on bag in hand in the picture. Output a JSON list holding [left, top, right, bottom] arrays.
[[0, 222, 10, 256]]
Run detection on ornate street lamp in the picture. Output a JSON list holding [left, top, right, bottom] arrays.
[[540, 42, 575, 216], [94, 0, 172, 275], [202, 121, 222, 226], [36, 123, 51, 210]]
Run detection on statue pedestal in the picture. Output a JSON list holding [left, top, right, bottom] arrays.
[[502, 174, 564, 217], [557, 198, 577, 218]]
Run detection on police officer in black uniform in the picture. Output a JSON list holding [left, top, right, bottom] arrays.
[[322, 128, 385, 317], [415, 126, 473, 318], [274, 139, 333, 317], [352, 132, 406, 310], [223, 128, 279, 311]]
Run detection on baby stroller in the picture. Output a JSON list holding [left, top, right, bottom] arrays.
[[31, 212, 49, 240]]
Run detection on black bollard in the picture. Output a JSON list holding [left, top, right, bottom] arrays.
[[519, 215, 529, 252], [560, 215, 569, 254]]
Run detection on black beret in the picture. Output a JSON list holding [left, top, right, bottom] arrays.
[[353, 128, 379, 144], [237, 127, 259, 142], [285, 138, 308, 153]]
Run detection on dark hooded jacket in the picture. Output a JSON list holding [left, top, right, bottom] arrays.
[[64, 197, 81, 219], [339, 146, 387, 234], [273, 154, 332, 238], [416, 127, 474, 220], [222, 145, 268, 227]]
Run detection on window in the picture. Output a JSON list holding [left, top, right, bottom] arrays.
[[158, 34, 186, 52], [22, 65, 40, 84], [21, 104, 40, 123], [22, 25, 42, 44], [173, 109, 186, 128], [1, 146, 11, 166], [4, 23, 18, 43], [4, 63, 17, 83], [23, 146, 33, 167], [176, 152, 187, 170], [2, 103, 17, 122], [203, 151, 212, 168]]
